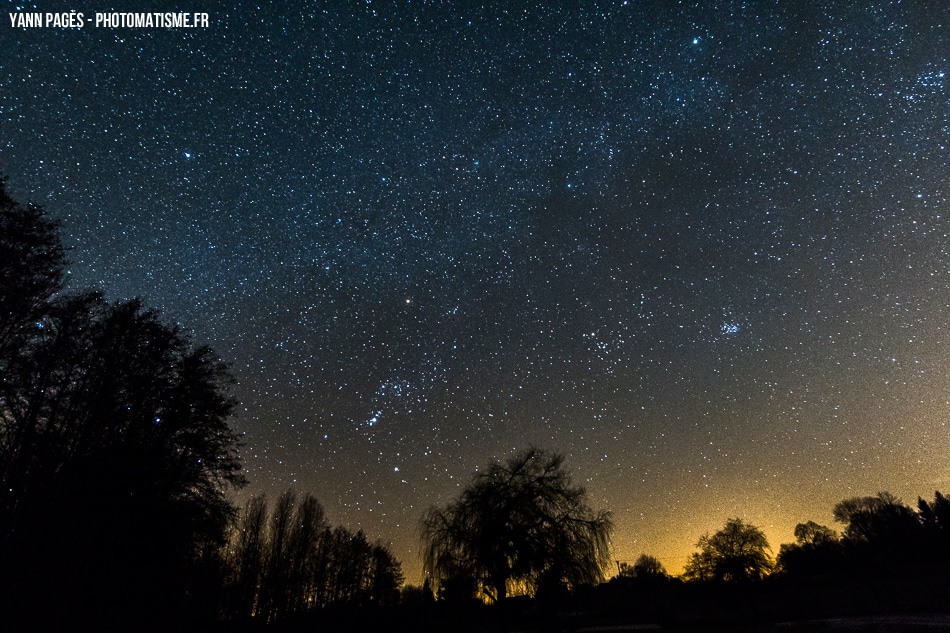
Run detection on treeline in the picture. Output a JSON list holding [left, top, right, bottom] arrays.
[[777, 491, 950, 576], [415, 448, 950, 628], [4, 180, 950, 630], [671, 490, 950, 583], [581, 491, 950, 629], [221, 489, 403, 623]]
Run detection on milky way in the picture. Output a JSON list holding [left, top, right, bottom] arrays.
[[3, 2, 948, 577]]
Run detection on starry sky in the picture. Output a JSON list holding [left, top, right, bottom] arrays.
[[3, 1, 949, 579]]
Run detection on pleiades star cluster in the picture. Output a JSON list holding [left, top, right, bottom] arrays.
[[3, 1, 948, 577]]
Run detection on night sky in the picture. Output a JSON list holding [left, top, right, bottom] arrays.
[[3, 1, 948, 579]]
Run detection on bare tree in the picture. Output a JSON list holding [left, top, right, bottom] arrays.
[[285, 493, 327, 613], [222, 489, 401, 621], [225, 494, 269, 619]]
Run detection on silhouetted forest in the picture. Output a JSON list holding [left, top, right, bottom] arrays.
[[3, 181, 950, 630], [222, 489, 403, 623], [0, 181, 246, 629]]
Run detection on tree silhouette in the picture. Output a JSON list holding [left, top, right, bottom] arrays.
[[0, 186, 245, 626], [1, 295, 245, 624], [223, 489, 403, 621], [618, 553, 668, 579], [683, 518, 773, 582], [225, 494, 269, 619], [793, 520, 838, 546], [284, 492, 328, 613], [400, 579, 436, 607], [631, 553, 668, 578], [320, 531, 405, 607], [776, 521, 842, 576], [258, 489, 297, 620], [918, 492, 950, 533], [918, 491, 950, 560], [324, 526, 374, 606], [420, 447, 613, 602], [0, 180, 65, 360], [832, 492, 921, 566], [369, 540, 405, 606]]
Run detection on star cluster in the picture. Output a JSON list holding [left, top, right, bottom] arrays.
[[3, 2, 948, 576]]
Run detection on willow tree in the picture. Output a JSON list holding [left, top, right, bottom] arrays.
[[420, 448, 613, 602]]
